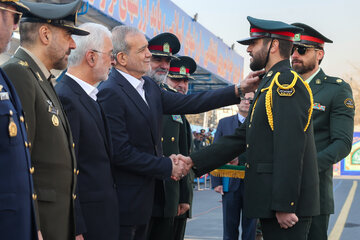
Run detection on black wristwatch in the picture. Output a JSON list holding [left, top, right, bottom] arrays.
[[237, 83, 245, 98]]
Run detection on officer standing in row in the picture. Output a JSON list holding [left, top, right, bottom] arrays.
[[167, 57, 196, 240], [291, 23, 355, 240], [1, 0, 89, 239], [146, 33, 193, 240], [178, 16, 320, 240], [0, 0, 37, 239]]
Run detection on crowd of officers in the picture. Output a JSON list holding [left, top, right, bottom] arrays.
[[0, 0, 355, 240]]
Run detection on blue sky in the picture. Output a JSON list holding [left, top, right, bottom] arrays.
[[172, 0, 360, 81]]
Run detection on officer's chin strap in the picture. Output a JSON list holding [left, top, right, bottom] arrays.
[[263, 38, 274, 69]]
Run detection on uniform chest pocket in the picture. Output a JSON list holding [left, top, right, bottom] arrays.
[[0, 101, 22, 146]]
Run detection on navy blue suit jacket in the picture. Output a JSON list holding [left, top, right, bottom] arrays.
[[212, 114, 241, 192], [97, 68, 239, 225], [55, 75, 119, 240], [0, 69, 37, 239]]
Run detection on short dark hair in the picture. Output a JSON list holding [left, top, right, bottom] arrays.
[[263, 38, 293, 59], [19, 22, 42, 47]]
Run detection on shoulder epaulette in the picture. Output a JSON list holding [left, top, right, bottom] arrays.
[[18, 60, 29, 67], [323, 75, 345, 85], [260, 70, 313, 132]]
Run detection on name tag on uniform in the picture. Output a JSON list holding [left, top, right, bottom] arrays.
[[0, 92, 9, 100], [46, 99, 59, 115], [172, 115, 183, 124], [313, 103, 326, 111]]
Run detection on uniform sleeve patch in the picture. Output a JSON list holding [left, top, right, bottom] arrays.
[[277, 85, 295, 97], [172, 115, 183, 124], [344, 98, 355, 109]]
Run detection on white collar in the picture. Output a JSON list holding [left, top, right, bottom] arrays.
[[116, 69, 145, 90], [66, 72, 98, 101]]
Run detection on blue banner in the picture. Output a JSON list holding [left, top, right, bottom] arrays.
[[86, 0, 244, 84]]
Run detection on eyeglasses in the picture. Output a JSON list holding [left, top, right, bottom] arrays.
[[292, 46, 322, 56], [91, 49, 115, 60], [241, 97, 253, 104], [0, 6, 22, 25]]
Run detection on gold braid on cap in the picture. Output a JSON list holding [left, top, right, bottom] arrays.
[[261, 70, 313, 132]]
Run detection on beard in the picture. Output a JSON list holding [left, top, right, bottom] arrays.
[[249, 46, 268, 71], [292, 59, 316, 75], [146, 68, 168, 84]]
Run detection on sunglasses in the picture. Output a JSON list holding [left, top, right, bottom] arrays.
[[0, 6, 22, 25], [292, 46, 322, 56]]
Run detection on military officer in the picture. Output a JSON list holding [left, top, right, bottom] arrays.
[[0, 0, 37, 239], [291, 23, 354, 240], [1, 0, 89, 239], [177, 16, 320, 240], [146, 32, 180, 84], [147, 55, 196, 240]]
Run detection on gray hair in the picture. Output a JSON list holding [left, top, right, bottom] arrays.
[[68, 22, 111, 67], [111, 25, 141, 55]]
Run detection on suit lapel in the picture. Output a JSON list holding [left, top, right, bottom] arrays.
[[111, 70, 154, 130]]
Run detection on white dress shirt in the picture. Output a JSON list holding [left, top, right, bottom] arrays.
[[116, 69, 148, 106], [66, 72, 99, 101]]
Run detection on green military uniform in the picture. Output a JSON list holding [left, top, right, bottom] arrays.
[[1, 1, 89, 239], [291, 23, 355, 240], [148, 53, 196, 240], [150, 84, 194, 240], [190, 17, 320, 240]]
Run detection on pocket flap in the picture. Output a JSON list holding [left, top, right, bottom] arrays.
[[0, 193, 17, 211]]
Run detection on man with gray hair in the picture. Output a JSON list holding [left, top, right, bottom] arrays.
[[97, 25, 263, 240], [55, 22, 118, 240]]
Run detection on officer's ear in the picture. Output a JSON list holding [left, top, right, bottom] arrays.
[[38, 25, 51, 45], [270, 39, 279, 53]]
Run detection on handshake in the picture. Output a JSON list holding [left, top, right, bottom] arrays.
[[169, 154, 194, 181]]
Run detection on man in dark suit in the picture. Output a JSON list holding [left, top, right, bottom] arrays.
[[0, 1, 37, 239], [178, 16, 320, 240], [1, 1, 89, 239], [212, 92, 257, 240], [97, 25, 262, 240], [291, 23, 355, 240], [55, 23, 119, 240]]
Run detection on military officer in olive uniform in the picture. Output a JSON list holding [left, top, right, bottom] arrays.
[[1, 1, 89, 239], [291, 23, 355, 240], [0, 0, 37, 239], [179, 17, 320, 240]]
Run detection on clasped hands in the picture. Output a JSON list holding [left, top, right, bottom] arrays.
[[169, 154, 194, 181]]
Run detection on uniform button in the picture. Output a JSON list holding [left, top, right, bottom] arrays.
[[171, 137, 175, 142], [28, 142, 32, 148], [72, 143, 75, 148], [20, 116, 24, 122], [249, 124, 251, 128], [73, 168, 77, 174], [32, 193, 37, 200], [29, 167, 34, 174], [77, 170, 79, 175], [246, 163, 250, 168], [9, 110, 13, 116], [24, 141, 28, 148], [290, 202, 295, 206], [246, 144, 249, 148], [73, 194, 77, 200], [161, 137, 164, 142]]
